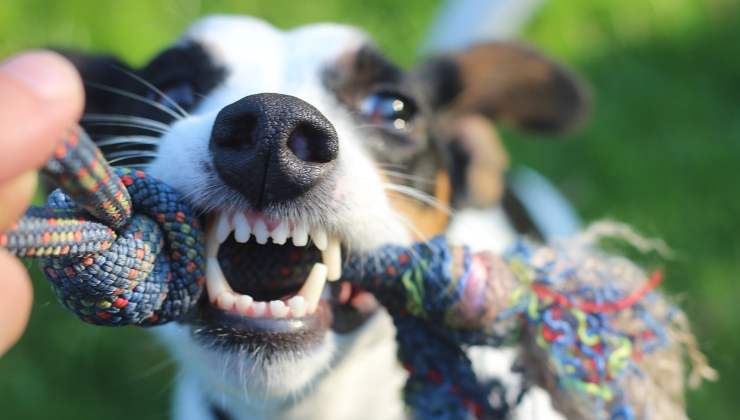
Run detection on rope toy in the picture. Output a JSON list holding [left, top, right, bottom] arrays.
[[1, 128, 714, 419]]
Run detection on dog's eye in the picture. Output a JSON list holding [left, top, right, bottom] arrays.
[[147, 81, 195, 111], [359, 91, 417, 130]]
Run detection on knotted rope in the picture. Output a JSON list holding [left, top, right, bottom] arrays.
[[1, 128, 712, 419], [2, 128, 204, 325]]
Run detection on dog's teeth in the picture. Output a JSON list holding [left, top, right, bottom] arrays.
[[292, 221, 309, 246], [233, 213, 251, 243], [322, 237, 342, 281], [216, 213, 233, 244], [206, 220, 220, 258], [269, 300, 289, 318], [217, 292, 236, 311], [311, 228, 328, 251], [272, 220, 289, 245], [287, 296, 306, 318], [251, 301, 267, 317], [206, 257, 232, 301], [299, 263, 328, 313], [236, 295, 253, 314], [254, 219, 269, 244]]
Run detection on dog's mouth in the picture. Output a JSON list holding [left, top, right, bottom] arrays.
[[205, 210, 342, 317], [191, 210, 376, 346]]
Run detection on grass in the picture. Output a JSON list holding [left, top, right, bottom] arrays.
[[0, 0, 737, 418]]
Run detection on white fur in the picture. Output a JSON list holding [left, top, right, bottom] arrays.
[[146, 16, 410, 420]]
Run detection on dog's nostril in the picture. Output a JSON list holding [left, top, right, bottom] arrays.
[[212, 114, 258, 149], [287, 123, 337, 163]]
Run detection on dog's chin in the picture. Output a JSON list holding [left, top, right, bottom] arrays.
[[163, 208, 380, 399]]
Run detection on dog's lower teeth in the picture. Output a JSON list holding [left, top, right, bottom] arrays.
[[269, 300, 289, 318], [252, 301, 267, 317], [236, 295, 253, 313], [322, 237, 342, 281], [299, 263, 329, 313], [217, 292, 236, 311], [288, 296, 307, 317]]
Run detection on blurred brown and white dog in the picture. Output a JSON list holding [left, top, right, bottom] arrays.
[[64, 15, 589, 420]]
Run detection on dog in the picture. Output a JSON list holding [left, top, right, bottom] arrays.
[[62, 15, 588, 419]]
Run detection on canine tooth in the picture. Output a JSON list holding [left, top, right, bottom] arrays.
[[299, 263, 328, 313], [287, 296, 306, 318], [216, 213, 233, 243], [233, 213, 251, 243], [217, 292, 236, 311], [236, 295, 253, 314], [206, 257, 232, 301], [292, 221, 309, 246], [311, 228, 328, 250], [254, 219, 269, 244], [322, 237, 342, 281], [271, 220, 289, 245], [269, 300, 289, 318], [252, 301, 267, 317], [206, 222, 220, 258]]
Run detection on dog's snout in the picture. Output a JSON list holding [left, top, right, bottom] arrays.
[[210, 93, 339, 207]]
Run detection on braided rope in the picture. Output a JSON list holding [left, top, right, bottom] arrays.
[[0, 127, 707, 419], [2, 128, 205, 325]]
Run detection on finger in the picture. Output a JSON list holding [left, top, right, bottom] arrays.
[[0, 170, 37, 230], [0, 50, 84, 182], [0, 250, 33, 356]]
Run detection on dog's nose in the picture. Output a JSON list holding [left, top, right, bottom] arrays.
[[210, 93, 339, 207]]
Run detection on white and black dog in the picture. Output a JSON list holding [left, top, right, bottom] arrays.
[[63, 15, 588, 420]]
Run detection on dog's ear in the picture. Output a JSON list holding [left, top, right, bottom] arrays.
[[415, 42, 589, 134], [413, 43, 589, 209]]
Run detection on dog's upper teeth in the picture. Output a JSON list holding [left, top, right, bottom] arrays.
[[311, 227, 328, 250], [291, 221, 309, 246], [216, 213, 233, 244], [322, 237, 342, 281], [271, 220, 289, 245], [253, 219, 269, 244], [233, 213, 251, 243]]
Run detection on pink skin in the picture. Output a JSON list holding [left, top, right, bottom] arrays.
[[0, 51, 84, 357]]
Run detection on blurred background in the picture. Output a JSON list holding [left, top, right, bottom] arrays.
[[0, 0, 737, 418]]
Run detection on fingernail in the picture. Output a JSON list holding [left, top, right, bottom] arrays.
[[1, 50, 83, 103]]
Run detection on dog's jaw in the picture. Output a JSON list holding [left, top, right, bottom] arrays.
[[145, 16, 411, 415]]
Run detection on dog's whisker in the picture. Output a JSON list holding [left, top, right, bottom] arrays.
[[110, 65, 190, 119], [107, 151, 159, 165], [379, 169, 436, 185], [83, 113, 171, 132], [383, 183, 453, 216], [84, 122, 168, 135], [85, 81, 185, 121], [96, 135, 161, 148]]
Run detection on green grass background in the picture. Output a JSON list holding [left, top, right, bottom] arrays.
[[0, 0, 738, 418]]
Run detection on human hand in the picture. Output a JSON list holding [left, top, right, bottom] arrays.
[[0, 51, 83, 356]]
